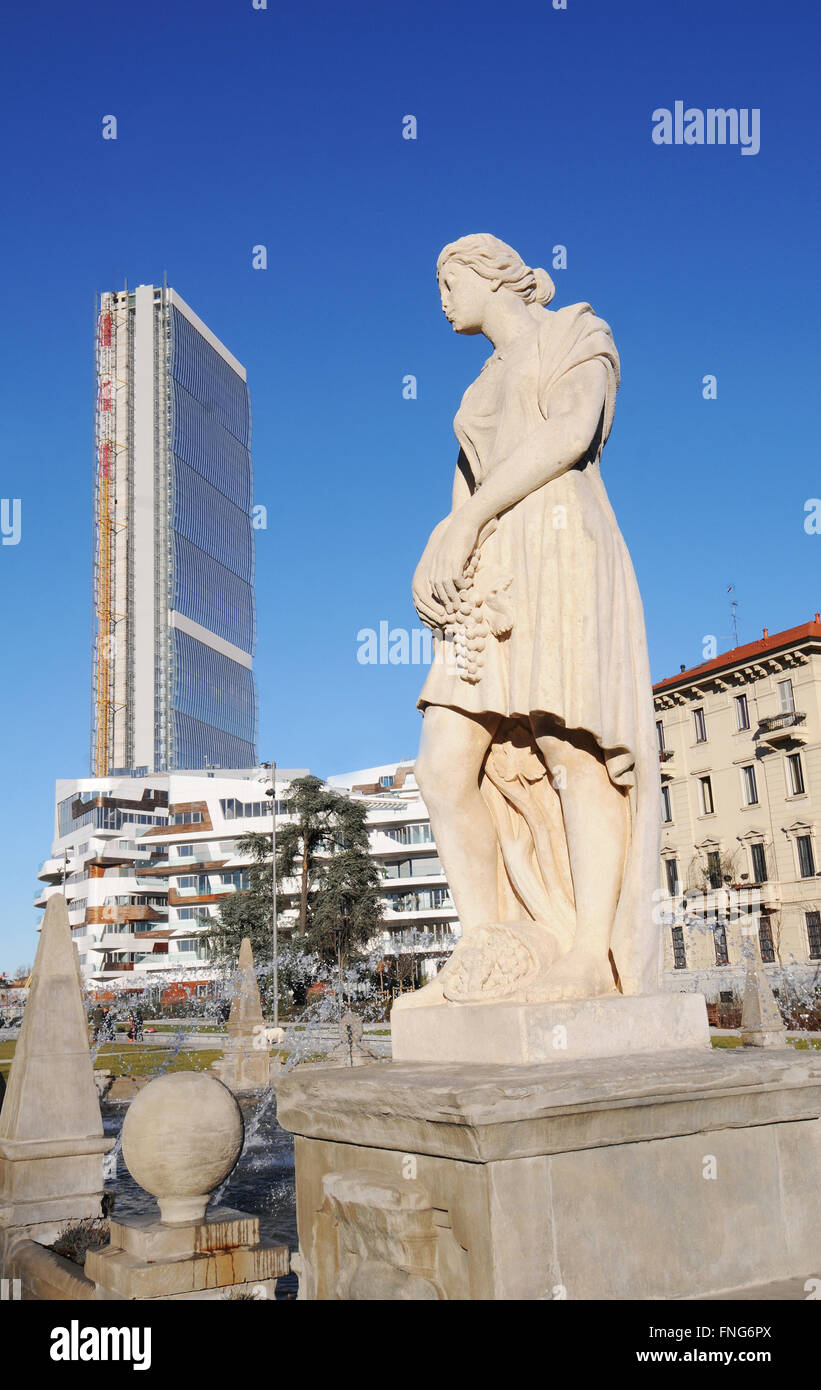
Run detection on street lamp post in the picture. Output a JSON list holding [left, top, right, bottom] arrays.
[[261, 762, 278, 1028]]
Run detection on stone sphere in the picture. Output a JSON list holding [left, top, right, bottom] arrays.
[[122, 1072, 244, 1225]]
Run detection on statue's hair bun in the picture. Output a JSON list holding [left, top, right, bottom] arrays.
[[531, 266, 556, 306]]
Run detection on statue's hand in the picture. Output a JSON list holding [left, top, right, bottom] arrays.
[[412, 517, 450, 628], [427, 512, 479, 611], [412, 565, 441, 629]]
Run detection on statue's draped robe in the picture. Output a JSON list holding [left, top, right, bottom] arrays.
[[417, 304, 662, 995]]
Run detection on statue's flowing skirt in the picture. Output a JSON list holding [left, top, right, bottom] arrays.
[[417, 461, 662, 995]]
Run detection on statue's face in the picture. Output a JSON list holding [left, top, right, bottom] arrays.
[[438, 261, 490, 335]]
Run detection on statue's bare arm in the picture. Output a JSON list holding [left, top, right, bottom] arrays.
[[425, 360, 609, 607], [458, 359, 608, 534]]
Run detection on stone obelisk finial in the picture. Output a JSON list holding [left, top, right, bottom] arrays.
[[212, 937, 273, 1093], [0, 893, 112, 1250]]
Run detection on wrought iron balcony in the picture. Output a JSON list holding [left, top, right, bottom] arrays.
[[757, 710, 807, 745]]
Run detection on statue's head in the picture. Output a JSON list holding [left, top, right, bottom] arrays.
[[437, 234, 555, 335]]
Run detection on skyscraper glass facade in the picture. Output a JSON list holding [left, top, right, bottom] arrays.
[[168, 306, 258, 768]]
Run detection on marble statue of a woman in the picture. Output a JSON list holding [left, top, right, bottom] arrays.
[[396, 233, 661, 1011]]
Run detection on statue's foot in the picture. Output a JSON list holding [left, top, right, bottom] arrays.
[[527, 949, 618, 1003]]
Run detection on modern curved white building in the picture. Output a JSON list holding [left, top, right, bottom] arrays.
[[34, 762, 460, 996]]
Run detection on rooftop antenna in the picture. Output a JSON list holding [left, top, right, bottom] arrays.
[[727, 584, 740, 647]]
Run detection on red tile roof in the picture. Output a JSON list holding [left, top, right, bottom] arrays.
[[653, 616, 821, 693]]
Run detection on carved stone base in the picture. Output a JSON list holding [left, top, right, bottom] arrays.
[[85, 1207, 290, 1300], [276, 1048, 821, 1300], [392, 991, 710, 1065]]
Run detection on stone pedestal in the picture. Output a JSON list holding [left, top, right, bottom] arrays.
[[86, 1208, 290, 1300], [0, 1136, 113, 1248], [276, 1047, 821, 1300], [391, 992, 710, 1065]]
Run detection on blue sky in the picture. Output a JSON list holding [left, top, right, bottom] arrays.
[[1, 0, 819, 968]]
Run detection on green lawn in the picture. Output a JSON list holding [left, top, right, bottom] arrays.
[[0, 1039, 223, 1079], [136, 1023, 227, 1035], [93, 1045, 225, 1075], [0, 1038, 296, 1080]]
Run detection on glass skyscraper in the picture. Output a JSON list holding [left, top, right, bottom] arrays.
[[92, 284, 258, 774]]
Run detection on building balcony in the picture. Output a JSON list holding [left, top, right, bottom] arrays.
[[383, 902, 456, 920], [380, 872, 448, 889], [658, 749, 676, 779], [757, 711, 807, 747], [757, 883, 782, 909], [381, 930, 456, 956], [37, 859, 65, 884], [131, 954, 207, 972], [88, 933, 160, 952]]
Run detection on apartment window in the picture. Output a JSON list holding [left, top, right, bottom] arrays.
[[176, 845, 195, 859], [169, 811, 204, 826], [713, 922, 729, 966], [379, 775, 395, 788], [750, 841, 768, 883], [693, 707, 707, 743], [741, 764, 759, 806], [759, 913, 776, 964], [797, 835, 816, 879], [656, 720, 666, 753], [807, 911, 821, 960], [388, 887, 451, 912], [699, 776, 715, 815], [671, 926, 687, 970], [706, 851, 723, 890], [734, 694, 750, 731], [778, 679, 795, 713], [661, 785, 672, 823], [384, 855, 442, 880], [220, 798, 272, 820], [384, 823, 434, 846], [787, 752, 805, 796], [220, 871, 249, 890], [664, 859, 679, 896]]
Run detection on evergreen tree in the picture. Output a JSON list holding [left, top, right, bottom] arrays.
[[308, 798, 384, 1006], [276, 776, 345, 934]]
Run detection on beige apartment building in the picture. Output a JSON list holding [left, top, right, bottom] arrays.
[[653, 615, 821, 1006]]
